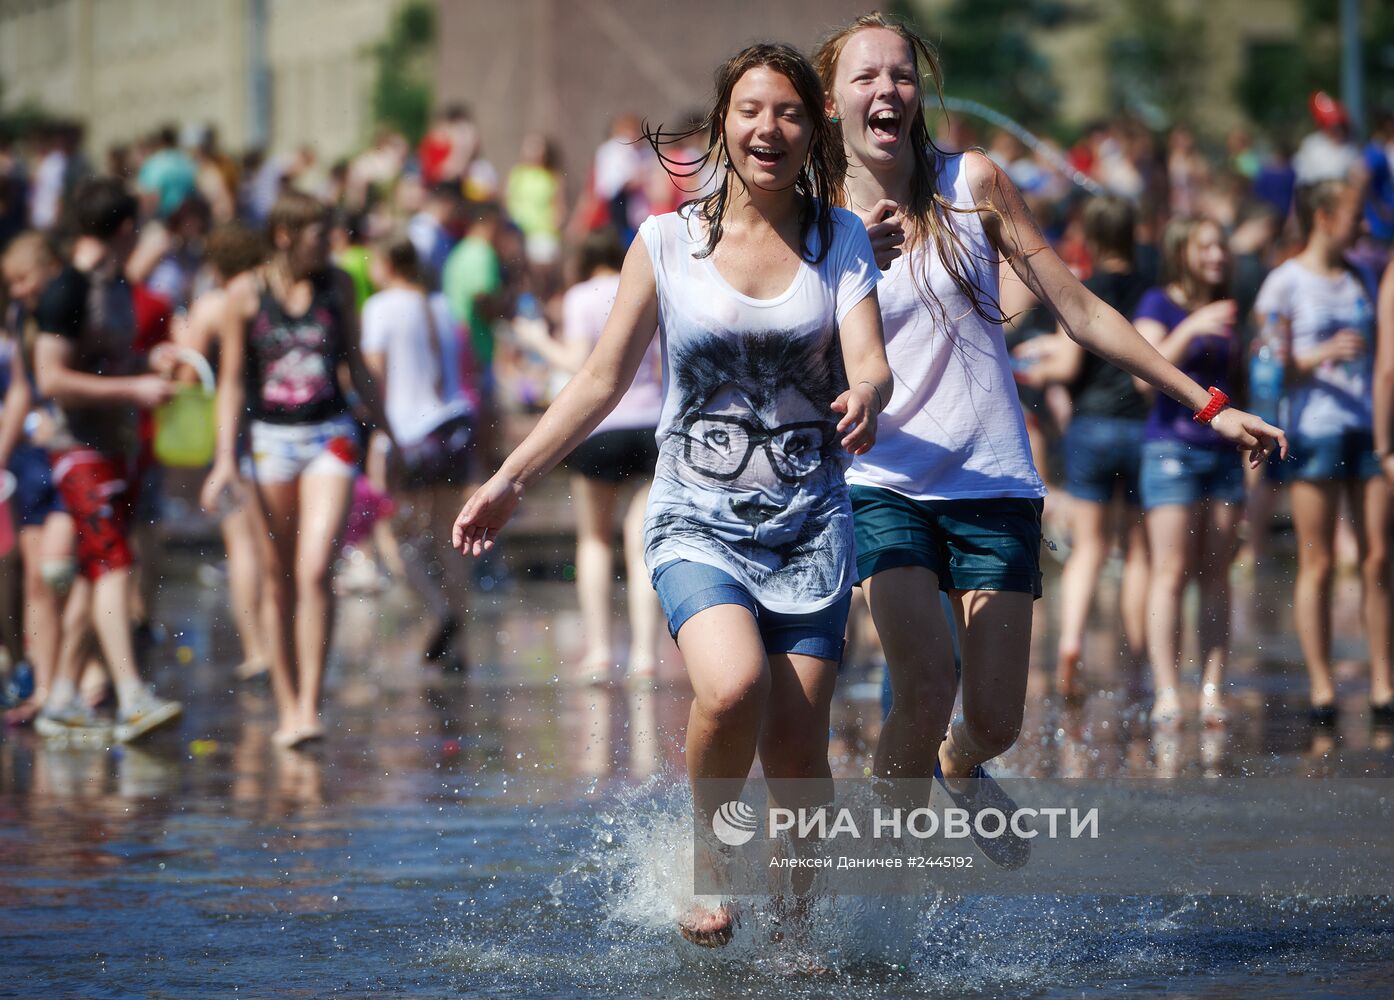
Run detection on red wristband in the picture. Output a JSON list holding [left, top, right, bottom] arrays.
[[1193, 386, 1229, 424]]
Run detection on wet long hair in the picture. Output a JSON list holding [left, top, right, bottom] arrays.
[[813, 12, 1007, 327], [1162, 216, 1228, 310], [642, 42, 844, 264]]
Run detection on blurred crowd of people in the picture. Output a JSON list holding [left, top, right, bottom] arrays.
[[0, 79, 1391, 745]]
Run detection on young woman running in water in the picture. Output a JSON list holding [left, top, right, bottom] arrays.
[[453, 43, 890, 944], [815, 13, 1284, 866], [202, 192, 385, 748]]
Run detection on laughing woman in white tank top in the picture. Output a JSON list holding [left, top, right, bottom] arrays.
[[453, 43, 891, 945], [815, 13, 1286, 868]]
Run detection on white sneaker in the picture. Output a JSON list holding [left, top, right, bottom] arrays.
[[113, 690, 183, 743], [35, 700, 114, 743]]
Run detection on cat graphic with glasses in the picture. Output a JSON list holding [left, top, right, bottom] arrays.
[[646, 330, 851, 605]]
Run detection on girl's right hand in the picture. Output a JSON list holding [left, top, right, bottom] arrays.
[[1322, 328, 1367, 364], [452, 474, 525, 557], [1177, 299, 1237, 341], [199, 460, 238, 513], [855, 198, 905, 271]]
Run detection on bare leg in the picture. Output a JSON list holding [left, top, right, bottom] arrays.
[[573, 474, 618, 680], [1120, 507, 1150, 679], [250, 477, 302, 733], [221, 504, 267, 677], [758, 650, 838, 906], [396, 489, 452, 621], [864, 566, 957, 787], [1351, 475, 1393, 705], [1290, 481, 1339, 708], [6, 523, 66, 722], [292, 471, 354, 735], [676, 601, 769, 944], [89, 568, 144, 699], [938, 590, 1033, 781], [621, 480, 659, 678], [1145, 503, 1198, 724], [1056, 499, 1109, 698], [45, 576, 93, 708], [1196, 500, 1240, 725]]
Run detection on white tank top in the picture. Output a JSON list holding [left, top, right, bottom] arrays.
[[637, 204, 878, 613], [845, 153, 1045, 500]]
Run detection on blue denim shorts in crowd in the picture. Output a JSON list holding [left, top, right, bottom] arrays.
[[1139, 439, 1246, 511], [9, 443, 64, 528], [1063, 416, 1145, 504], [650, 559, 851, 662], [1275, 430, 1380, 483], [850, 485, 1044, 598]]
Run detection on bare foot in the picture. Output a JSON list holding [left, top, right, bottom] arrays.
[[80, 664, 111, 709], [574, 653, 613, 687], [678, 900, 735, 947], [4, 696, 44, 726], [1057, 649, 1084, 702], [234, 658, 269, 681], [1200, 683, 1230, 729], [625, 660, 657, 687], [1149, 687, 1183, 732]]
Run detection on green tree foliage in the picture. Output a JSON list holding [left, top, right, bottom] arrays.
[[1238, 0, 1394, 136], [901, 0, 1067, 126], [1103, 0, 1209, 130], [371, 1, 435, 145]]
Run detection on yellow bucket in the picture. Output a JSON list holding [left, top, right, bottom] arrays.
[[154, 347, 217, 468]]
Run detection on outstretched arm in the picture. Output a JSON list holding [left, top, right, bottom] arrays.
[[452, 234, 660, 556], [1375, 258, 1394, 483], [965, 151, 1286, 466]]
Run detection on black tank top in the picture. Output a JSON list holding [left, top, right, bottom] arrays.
[[244, 271, 349, 424]]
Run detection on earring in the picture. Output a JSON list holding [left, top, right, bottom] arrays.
[[829, 115, 840, 123]]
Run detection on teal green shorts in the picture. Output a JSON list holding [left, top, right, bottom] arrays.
[[850, 485, 1044, 598]]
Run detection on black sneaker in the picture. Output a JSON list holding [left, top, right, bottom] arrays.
[[1371, 702, 1394, 727], [425, 616, 461, 663], [1308, 703, 1339, 727], [935, 763, 1031, 870]]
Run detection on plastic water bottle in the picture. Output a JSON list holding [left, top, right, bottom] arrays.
[[1345, 293, 1375, 380], [1249, 312, 1285, 424]]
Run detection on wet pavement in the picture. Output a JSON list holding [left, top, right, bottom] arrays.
[[4, 536, 1394, 997]]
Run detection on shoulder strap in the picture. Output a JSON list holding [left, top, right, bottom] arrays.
[[422, 292, 448, 397]]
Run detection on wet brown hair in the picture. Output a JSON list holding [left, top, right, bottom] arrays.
[[1082, 195, 1136, 264], [1, 230, 58, 274], [1162, 216, 1228, 309], [266, 190, 328, 248], [1294, 179, 1346, 239], [205, 223, 267, 282], [642, 42, 845, 263], [576, 227, 626, 282], [375, 231, 428, 289], [814, 12, 1006, 327]]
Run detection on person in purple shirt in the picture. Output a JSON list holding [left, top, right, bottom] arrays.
[[1134, 215, 1245, 731]]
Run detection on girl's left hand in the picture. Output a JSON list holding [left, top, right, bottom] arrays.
[[831, 384, 880, 455], [1210, 407, 1289, 468]]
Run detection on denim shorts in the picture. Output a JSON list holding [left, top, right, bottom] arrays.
[[850, 485, 1044, 597], [9, 443, 64, 527], [1139, 439, 1246, 511], [249, 415, 361, 484], [1276, 430, 1379, 483], [650, 559, 851, 662], [1063, 416, 1144, 504]]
